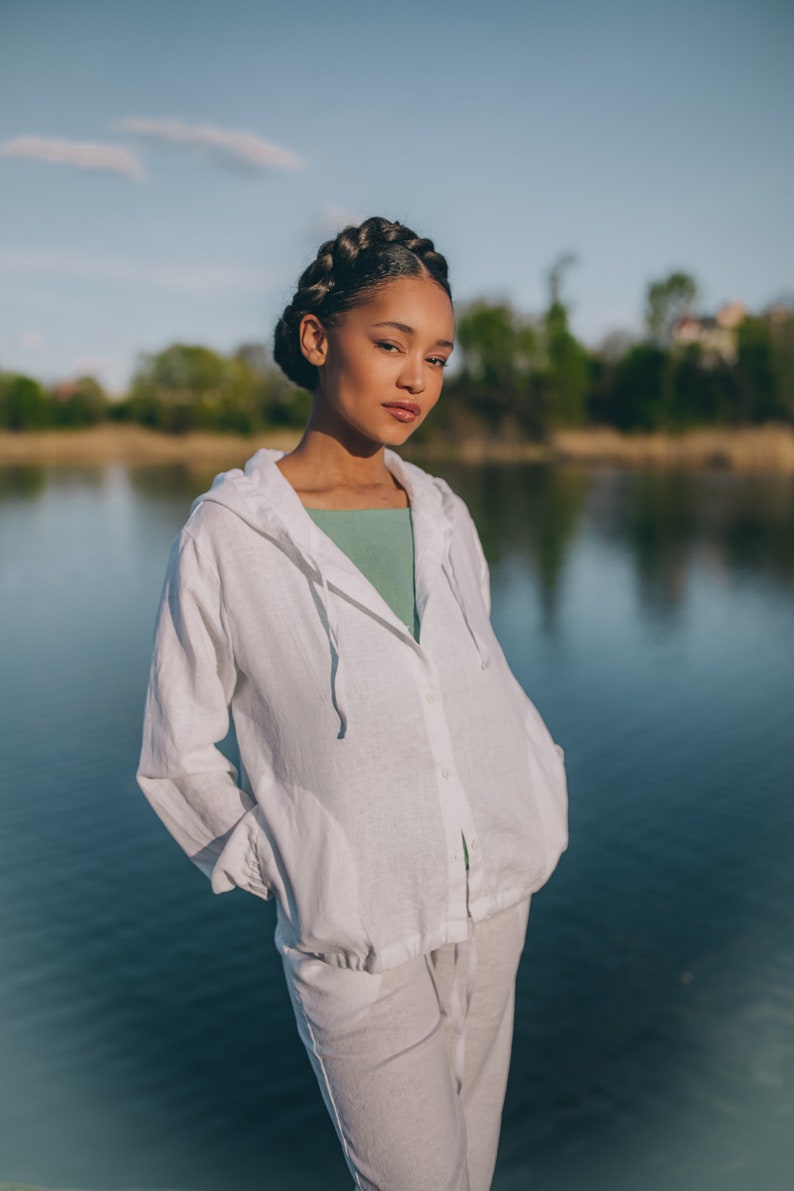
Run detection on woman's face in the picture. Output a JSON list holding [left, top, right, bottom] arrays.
[[302, 276, 455, 450]]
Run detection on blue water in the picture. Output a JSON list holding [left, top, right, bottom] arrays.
[[1, 460, 792, 1191]]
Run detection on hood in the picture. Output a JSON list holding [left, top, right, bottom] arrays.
[[190, 448, 489, 738]]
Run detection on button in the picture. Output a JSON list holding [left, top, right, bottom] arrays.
[[426, 690, 438, 704], [469, 839, 479, 851], [441, 766, 452, 780]]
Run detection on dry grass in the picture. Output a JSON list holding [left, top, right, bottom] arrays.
[[552, 424, 794, 472], [0, 423, 300, 467], [2, 422, 794, 472]]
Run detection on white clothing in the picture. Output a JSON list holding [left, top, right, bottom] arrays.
[[280, 899, 532, 1191], [136, 448, 568, 974]]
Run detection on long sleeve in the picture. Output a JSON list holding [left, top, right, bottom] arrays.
[[136, 528, 271, 899]]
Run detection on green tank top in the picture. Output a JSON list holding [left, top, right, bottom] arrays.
[[306, 507, 420, 640]]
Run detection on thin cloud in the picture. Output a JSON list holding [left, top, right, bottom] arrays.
[[0, 249, 267, 295], [0, 136, 144, 181], [115, 117, 304, 173], [322, 205, 368, 232]]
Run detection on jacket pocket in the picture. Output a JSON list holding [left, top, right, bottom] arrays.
[[523, 702, 569, 890]]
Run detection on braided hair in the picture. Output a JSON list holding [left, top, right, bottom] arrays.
[[274, 216, 451, 391]]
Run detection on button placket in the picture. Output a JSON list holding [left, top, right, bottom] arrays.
[[414, 655, 473, 926]]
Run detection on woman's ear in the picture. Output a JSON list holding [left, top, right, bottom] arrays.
[[299, 313, 329, 368]]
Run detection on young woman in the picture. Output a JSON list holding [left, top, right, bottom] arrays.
[[137, 216, 568, 1191]]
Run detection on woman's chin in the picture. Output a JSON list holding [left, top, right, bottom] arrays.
[[340, 418, 424, 454], [377, 414, 427, 447]]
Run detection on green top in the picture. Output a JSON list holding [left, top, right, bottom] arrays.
[[306, 507, 420, 640]]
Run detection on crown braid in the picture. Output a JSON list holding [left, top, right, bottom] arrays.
[[274, 217, 451, 391]]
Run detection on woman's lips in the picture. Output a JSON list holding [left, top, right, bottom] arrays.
[[382, 402, 421, 422]]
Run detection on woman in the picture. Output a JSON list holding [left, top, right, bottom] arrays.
[[137, 216, 568, 1191]]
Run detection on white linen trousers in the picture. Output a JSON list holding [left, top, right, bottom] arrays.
[[278, 897, 531, 1191]]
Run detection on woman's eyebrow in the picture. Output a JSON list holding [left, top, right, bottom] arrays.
[[371, 320, 454, 348]]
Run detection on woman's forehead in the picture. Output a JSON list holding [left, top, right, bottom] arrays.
[[355, 277, 455, 335]]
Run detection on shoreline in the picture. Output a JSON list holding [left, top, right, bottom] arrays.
[[1, 422, 794, 473]]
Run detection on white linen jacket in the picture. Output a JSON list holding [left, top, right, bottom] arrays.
[[136, 448, 568, 972]]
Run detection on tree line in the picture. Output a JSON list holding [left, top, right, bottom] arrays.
[[2, 269, 793, 438]]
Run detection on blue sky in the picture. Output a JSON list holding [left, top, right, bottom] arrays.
[[1, 0, 792, 392]]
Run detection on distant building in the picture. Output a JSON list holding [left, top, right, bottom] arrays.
[[672, 301, 746, 365]]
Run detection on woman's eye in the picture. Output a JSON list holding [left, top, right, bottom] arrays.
[[376, 341, 400, 353], [428, 356, 448, 368]]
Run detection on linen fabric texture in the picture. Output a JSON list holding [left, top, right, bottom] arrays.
[[279, 898, 532, 1191], [136, 448, 568, 974]]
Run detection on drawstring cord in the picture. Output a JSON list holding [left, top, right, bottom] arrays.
[[305, 544, 349, 740]]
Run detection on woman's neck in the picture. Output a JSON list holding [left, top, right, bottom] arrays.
[[275, 428, 408, 510]]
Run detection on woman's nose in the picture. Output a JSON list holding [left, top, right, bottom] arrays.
[[398, 355, 426, 394]]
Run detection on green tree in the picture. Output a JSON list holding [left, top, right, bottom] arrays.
[[126, 341, 311, 434], [546, 252, 577, 308], [645, 272, 698, 346], [452, 300, 540, 435], [735, 316, 781, 423], [0, 373, 48, 430], [128, 344, 236, 433], [763, 305, 794, 422], [51, 376, 110, 427], [671, 346, 739, 428], [536, 299, 591, 428], [233, 343, 310, 429], [612, 344, 674, 430], [531, 253, 591, 428]]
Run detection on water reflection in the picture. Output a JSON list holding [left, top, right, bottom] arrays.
[[127, 461, 222, 504], [1, 458, 792, 1191], [3, 460, 794, 626], [0, 464, 47, 501], [3, 462, 794, 620], [442, 464, 794, 618], [442, 463, 587, 625], [598, 470, 794, 608]]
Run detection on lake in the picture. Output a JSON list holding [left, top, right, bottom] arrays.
[[1, 458, 792, 1191]]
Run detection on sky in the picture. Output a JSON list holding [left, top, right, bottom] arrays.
[[1, 0, 792, 393]]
